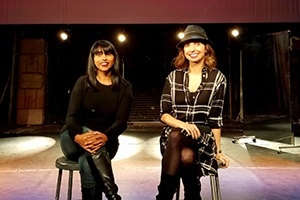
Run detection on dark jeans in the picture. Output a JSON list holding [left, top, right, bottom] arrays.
[[59, 127, 119, 188], [60, 127, 95, 187]]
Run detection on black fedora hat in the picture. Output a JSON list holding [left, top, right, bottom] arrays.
[[176, 25, 213, 48]]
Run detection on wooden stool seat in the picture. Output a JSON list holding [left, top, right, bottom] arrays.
[[55, 156, 79, 200]]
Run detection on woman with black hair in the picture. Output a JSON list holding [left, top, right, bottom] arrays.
[[60, 40, 132, 200]]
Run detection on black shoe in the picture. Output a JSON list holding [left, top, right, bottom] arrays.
[[181, 165, 202, 200], [156, 174, 178, 200]]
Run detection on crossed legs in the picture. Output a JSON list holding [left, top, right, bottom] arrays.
[[156, 130, 201, 200]]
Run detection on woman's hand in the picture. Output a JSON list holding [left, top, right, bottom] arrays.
[[75, 130, 108, 154], [179, 122, 201, 139], [215, 152, 230, 168], [85, 130, 108, 154]]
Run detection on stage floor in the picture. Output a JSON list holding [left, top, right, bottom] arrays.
[[1, 119, 300, 200]]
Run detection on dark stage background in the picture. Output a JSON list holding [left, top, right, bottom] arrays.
[[0, 23, 299, 126], [0, 0, 299, 126]]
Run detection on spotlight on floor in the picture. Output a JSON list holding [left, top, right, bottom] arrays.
[[0, 136, 56, 162], [113, 135, 145, 161], [144, 136, 162, 160]]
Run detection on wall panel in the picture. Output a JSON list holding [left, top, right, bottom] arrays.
[[16, 39, 47, 125], [0, 0, 299, 24]]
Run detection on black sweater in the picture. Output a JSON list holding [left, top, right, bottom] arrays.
[[62, 76, 132, 145]]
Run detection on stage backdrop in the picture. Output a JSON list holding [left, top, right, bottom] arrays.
[[0, 0, 299, 24]]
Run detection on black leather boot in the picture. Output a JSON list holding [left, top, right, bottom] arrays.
[[156, 174, 178, 200], [95, 183, 103, 200], [81, 185, 103, 200], [91, 147, 121, 200], [181, 165, 202, 200], [82, 186, 95, 200]]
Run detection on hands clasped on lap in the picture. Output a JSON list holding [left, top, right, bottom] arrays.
[[75, 130, 108, 154]]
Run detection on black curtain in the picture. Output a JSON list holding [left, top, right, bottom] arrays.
[[243, 31, 290, 115], [290, 36, 300, 136]]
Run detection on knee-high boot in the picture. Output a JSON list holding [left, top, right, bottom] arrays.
[[156, 174, 178, 200], [181, 166, 202, 200], [81, 185, 103, 200], [82, 186, 94, 200], [95, 183, 103, 200], [91, 147, 121, 200]]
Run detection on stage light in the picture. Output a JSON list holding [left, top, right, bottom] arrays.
[[118, 34, 126, 43], [117, 33, 126, 77], [58, 29, 70, 41], [60, 32, 68, 41], [178, 31, 184, 39], [231, 29, 240, 37]]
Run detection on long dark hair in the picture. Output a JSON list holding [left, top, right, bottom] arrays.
[[172, 43, 217, 71], [86, 40, 121, 90]]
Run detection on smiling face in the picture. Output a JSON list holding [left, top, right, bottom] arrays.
[[183, 41, 206, 63], [93, 47, 115, 74]]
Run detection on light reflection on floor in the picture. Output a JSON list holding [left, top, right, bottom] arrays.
[[114, 135, 162, 161], [113, 135, 145, 161], [144, 136, 162, 160], [0, 136, 56, 162], [0, 134, 162, 163]]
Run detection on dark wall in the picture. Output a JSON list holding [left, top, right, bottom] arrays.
[[0, 26, 15, 124]]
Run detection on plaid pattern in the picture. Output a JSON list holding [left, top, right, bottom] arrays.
[[159, 68, 227, 175]]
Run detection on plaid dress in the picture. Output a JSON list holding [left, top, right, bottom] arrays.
[[159, 67, 227, 175]]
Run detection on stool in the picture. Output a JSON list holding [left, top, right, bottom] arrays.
[[55, 156, 79, 200], [175, 172, 222, 200]]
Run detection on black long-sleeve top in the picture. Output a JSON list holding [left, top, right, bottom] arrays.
[[62, 75, 132, 145]]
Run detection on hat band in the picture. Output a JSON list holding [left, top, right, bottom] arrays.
[[184, 32, 208, 40]]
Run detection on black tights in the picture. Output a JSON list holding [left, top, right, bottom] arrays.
[[161, 130, 198, 176]]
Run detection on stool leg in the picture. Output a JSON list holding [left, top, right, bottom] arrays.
[[67, 170, 73, 200], [210, 174, 222, 200], [55, 169, 63, 200], [210, 175, 217, 200], [215, 175, 222, 200]]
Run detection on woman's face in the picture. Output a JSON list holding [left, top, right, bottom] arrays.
[[93, 47, 115, 73], [183, 41, 206, 63]]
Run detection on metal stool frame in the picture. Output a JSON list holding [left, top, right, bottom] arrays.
[[55, 156, 79, 200]]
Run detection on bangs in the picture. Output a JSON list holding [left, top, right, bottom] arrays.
[[91, 42, 115, 55]]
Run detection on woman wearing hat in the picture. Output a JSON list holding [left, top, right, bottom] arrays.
[[156, 25, 230, 200]]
